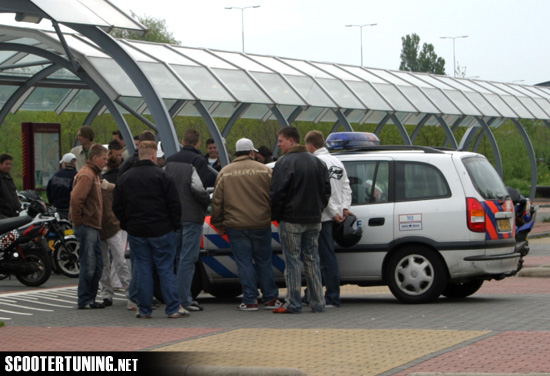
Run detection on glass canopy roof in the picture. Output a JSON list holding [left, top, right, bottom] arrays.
[[0, 18, 549, 127]]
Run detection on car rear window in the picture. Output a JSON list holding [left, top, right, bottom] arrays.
[[462, 156, 508, 200]]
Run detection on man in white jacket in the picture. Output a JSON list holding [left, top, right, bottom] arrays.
[[305, 131, 352, 307]]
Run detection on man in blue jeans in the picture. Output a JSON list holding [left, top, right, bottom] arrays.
[[70, 144, 108, 309], [211, 138, 281, 311], [270, 127, 331, 314], [113, 141, 186, 319]]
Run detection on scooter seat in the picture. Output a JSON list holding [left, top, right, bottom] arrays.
[[0, 216, 32, 234]]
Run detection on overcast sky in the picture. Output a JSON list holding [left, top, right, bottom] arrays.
[[114, 0, 547, 86]]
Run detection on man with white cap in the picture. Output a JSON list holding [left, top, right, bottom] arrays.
[[211, 138, 281, 311], [47, 152, 77, 219]]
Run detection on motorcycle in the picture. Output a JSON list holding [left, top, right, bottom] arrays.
[[18, 190, 79, 278], [0, 200, 52, 286], [506, 187, 537, 266]]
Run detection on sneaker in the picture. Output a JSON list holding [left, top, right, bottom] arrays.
[[152, 298, 161, 309], [325, 304, 338, 308], [135, 310, 152, 319], [127, 300, 137, 311], [263, 298, 283, 310], [237, 303, 258, 311], [78, 301, 105, 309], [272, 306, 293, 314], [167, 305, 190, 318], [102, 298, 113, 307], [184, 301, 203, 311]]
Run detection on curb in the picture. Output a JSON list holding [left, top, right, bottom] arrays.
[[518, 263, 550, 278], [162, 365, 307, 376]]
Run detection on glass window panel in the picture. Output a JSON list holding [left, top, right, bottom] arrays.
[[213, 68, 271, 104], [509, 85, 542, 98], [211, 51, 271, 72], [242, 104, 271, 119], [500, 95, 534, 118], [391, 71, 434, 88], [339, 66, 388, 83], [31, 0, 110, 26], [311, 63, 361, 81], [210, 102, 244, 118], [138, 62, 193, 99], [399, 86, 439, 113], [346, 81, 392, 111], [63, 90, 99, 113], [317, 78, 363, 109], [346, 109, 366, 123], [285, 75, 336, 107], [119, 42, 156, 62], [296, 106, 325, 122], [0, 86, 17, 106], [64, 35, 106, 57], [463, 92, 500, 117], [21, 87, 67, 111], [173, 47, 237, 69], [482, 93, 517, 117], [456, 79, 494, 94], [279, 59, 332, 78], [247, 55, 304, 75], [474, 81, 511, 95], [117, 97, 144, 114], [250, 72, 305, 105], [363, 110, 387, 125], [534, 98, 550, 117], [142, 99, 178, 115], [130, 43, 198, 66], [319, 110, 338, 123], [369, 69, 412, 86], [7, 37, 41, 46], [372, 83, 416, 112], [444, 90, 481, 116], [414, 75, 455, 90], [527, 87, 550, 100], [171, 65, 233, 102], [489, 83, 526, 97], [434, 76, 474, 92], [423, 88, 461, 115], [48, 67, 78, 80], [175, 102, 201, 117], [518, 97, 549, 119], [0, 51, 17, 63], [89, 56, 139, 96]]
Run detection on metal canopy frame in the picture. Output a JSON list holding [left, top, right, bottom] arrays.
[[0, 0, 549, 199]]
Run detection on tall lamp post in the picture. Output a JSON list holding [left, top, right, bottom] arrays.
[[345, 23, 377, 66], [440, 35, 468, 77], [225, 5, 260, 52]]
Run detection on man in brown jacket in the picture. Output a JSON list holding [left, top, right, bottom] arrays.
[[70, 143, 108, 309], [211, 138, 281, 311]]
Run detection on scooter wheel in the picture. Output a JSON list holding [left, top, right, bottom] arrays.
[[15, 248, 52, 287], [54, 238, 80, 278]]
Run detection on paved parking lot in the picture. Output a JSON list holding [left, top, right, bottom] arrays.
[[1, 237, 550, 375]]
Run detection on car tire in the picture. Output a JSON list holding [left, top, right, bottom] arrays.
[[442, 280, 484, 298], [386, 245, 447, 304]]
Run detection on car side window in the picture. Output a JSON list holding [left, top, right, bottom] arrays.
[[343, 160, 389, 205], [395, 161, 450, 201]]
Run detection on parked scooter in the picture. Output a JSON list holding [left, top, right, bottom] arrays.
[[506, 187, 537, 263], [0, 200, 52, 286], [18, 190, 79, 278]]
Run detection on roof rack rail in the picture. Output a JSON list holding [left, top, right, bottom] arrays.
[[345, 145, 445, 154]]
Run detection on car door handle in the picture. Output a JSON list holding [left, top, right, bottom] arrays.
[[368, 217, 385, 226]]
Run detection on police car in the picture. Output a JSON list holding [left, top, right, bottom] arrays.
[[195, 132, 520, 304]]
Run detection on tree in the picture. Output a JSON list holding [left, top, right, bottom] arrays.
[[399, 33, 445, 75], [110, 12, 180, 45]]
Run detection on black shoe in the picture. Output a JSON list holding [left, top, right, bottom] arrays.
[[103, 298, 113, 307], [78, 301, 105, 309]]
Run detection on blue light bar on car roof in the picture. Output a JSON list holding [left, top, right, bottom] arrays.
[[325, 132, 380, 150]]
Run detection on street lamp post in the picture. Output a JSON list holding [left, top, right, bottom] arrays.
[[440, 35, 468, 77], [225, 5, 260, 52], [345, 23, 377, 66]]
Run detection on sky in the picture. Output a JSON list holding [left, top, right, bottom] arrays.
[[110, 0, 550, 86]]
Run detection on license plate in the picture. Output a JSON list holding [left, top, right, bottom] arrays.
[[497, 219, 511, 232]]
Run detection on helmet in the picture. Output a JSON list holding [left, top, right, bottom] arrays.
[[27, 199, 47, 217], [333, 214, 362, 248]]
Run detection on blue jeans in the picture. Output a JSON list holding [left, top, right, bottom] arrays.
[[176, 222, 203, 307], [226, 227, 278, 305], [279, 221, 324, 313], [128, 231, 180, 316], [74, 225, 103, 307], [128, 249, 138, 304], [318, 221, 340, 306]]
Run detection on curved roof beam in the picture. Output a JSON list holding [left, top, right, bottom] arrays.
[[511, 119, 537, 200], [194, 100, 229, 166], [434, 115, 459, 150], [0, 43, 134, 155]]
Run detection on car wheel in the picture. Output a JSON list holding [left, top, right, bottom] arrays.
[[386, 245, 447, 304], [442, 280, 484, 298]]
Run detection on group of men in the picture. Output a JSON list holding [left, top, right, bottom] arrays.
[[212, 126, 352, 313], [2, 122, 353, 317]]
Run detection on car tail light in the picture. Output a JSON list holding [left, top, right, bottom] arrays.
[[467, 197, 486, 232]]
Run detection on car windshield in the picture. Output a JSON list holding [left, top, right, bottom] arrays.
[[462, 156, 508, 200]]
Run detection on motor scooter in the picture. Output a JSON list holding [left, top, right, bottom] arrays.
[[506, 187, 537, 269]]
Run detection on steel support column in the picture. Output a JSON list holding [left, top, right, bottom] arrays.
[[473, 117, 503, 176], [410, 114, 432, 144], [512, 119, 537, 201], [434, 115, 459, 149], [222, 103, 250, 138], [67, 24, 179, 157], [389, 113, 412, 145]]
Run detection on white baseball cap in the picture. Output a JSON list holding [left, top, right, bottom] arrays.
[[60, 153, 76, 164], [235, 138, 258, 153]]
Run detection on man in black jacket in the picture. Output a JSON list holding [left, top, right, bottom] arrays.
[[0, 153, 20, 218], [270, 127, 331, 314], [47, 153, 77, 219], [113, 141, 187, 319], [165, 129, 209, 188]]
